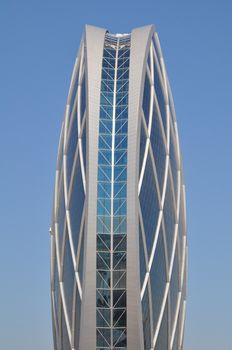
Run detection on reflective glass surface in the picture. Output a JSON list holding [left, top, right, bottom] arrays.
[[153, 59, 166, 133], [57, 178, 65, 258], [154, 302, 168, 350], [163, 173, 176, 263], [169, 125, 178, 200], [142, 73, 151, 126], [150, 229, 167, 330], [54, 251, 60, 325], [66, 109, 78, 188], [150, 106, 166, 193], [74, 285, 81, 349], [139, 151, 160, 258], [63, 235, 75, 325], [61, 308, 71, 350], [69, 157, 85, 253], [139, 223, 146, 288], [80, 74, 86, 122], [96, 34, 130, 349], [139, 122, 147, 174], [142, 287, 151, 350], [170, 251, 179, 329]]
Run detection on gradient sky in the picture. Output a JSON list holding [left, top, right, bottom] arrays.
[[0, 1, 231, 349]]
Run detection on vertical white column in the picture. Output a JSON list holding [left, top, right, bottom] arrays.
[[79, 25, 106, 350], [127, 25, 154, 350]]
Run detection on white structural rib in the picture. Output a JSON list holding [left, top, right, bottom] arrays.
[[79, 25, 106, 350]]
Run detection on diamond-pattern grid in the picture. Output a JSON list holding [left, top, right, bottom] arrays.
[[139, 33, 187, 350], [51, 40, 87, 350], [96, 34, 130, 350]]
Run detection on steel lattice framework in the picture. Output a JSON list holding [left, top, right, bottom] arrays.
[[50, 25, 187, 350]]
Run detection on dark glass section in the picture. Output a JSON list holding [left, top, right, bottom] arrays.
[[63, 236, 75, 326], [178, 189, 185, 267], [139, 121, 147, 174], [78, 225, 85, 284], [163, 173, 176, 263], [58, 179, 65, 258], [97, 270, 111, 289], [113, 271, 126, 289], [69, 157, 85, 253], [54, 253, 60, 324], [139, 223, 146, 288], [139, 151, 160, 258], [113, 309, 126, 327], [80, 74, 86, 122], [153, 59, 166, 134], [169, 126, 178, 200], [142, 287, 151, 350], [61, 308, 71, 350], [97, 328, 111, 347], [81, 121, 86, 171], [74, 286, 81, 349], [69, 69, 79, 119], [155, 302, 168, 350], [150, 229, 167, 330], [172, 320, 179, 350], [152, 37, 162, 76], [66, 110, 78, 188], [113, 234, 126, 251], [97, 308, 111, 327], [147, 51, 151, 72], [113, 329, 126, 347], [97, 289, 111, 308], [150, 105, 166, 193], [170, 251, 179, 329], [142, 73, 151, 126]]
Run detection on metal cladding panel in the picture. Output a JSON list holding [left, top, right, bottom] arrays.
[[79, 25, 106, 350], [127, 25, 154, 350]]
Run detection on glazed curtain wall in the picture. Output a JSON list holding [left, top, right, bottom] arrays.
[[96, 34, 131, 350], [138, 33, 187, 350], [51, 39, 87, 350]]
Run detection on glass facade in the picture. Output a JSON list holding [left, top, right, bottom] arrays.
[[51, 25, 187, 350], [96, 34, 130, 349], [51, 40, 86, 349], [138, 32, 187, 350]]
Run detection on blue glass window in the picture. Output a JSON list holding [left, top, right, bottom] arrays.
[[61, 309, 71, 350], [139, 223, 146, 287], [139, 122, 147, 174], [69, 157, 85, 253], [63, 236, 75, 325], [142, 287, 151, 350], [169, 127, 178, 199], [170, 251, 179, 329], [58, 180, 65, 258], [163, 173, 176, 263], [150, 106, 166, 192], [154, 302, 168, 350], [74, 287, 81, 349], [66, 111, 78, 188], [143, 73, 151, 126], [154, 61, 166, 133], [139, 152, 160, 257], [150, 230, 167, 330]]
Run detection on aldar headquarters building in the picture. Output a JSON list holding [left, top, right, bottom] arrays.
[[50, 25, 187, 350]]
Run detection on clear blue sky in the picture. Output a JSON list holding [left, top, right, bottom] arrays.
[[0, 0, 231, 349]]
